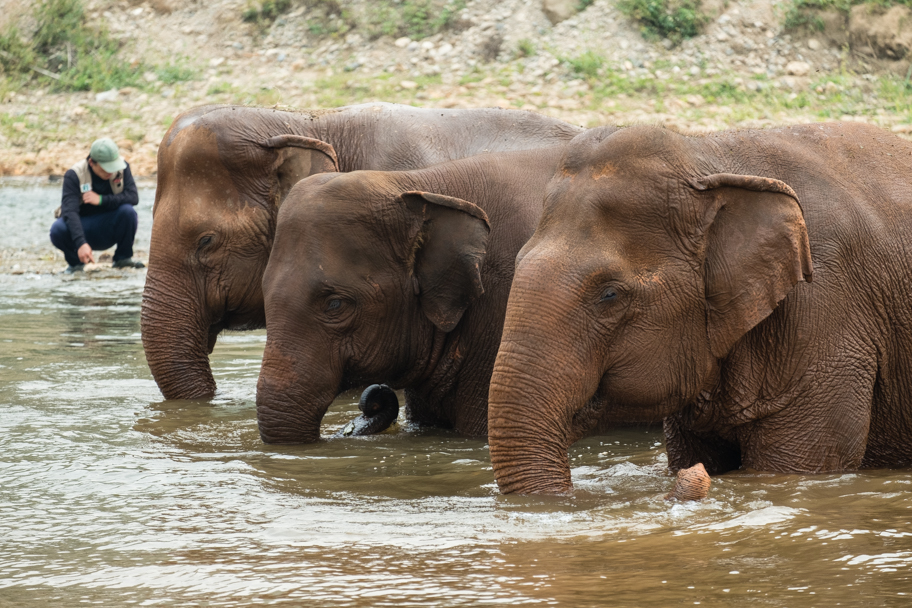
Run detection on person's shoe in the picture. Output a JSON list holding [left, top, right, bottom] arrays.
[[112, 258, 145, 269], [64, 264, 85, 274]]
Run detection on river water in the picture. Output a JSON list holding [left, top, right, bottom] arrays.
[[0, 180, 910, 606]]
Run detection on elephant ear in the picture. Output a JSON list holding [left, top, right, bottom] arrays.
[[689, 173, 814, 358], [400, 191, 491, 332], [263, 135, 340, 207]]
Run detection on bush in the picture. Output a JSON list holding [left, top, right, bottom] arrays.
[[0, 0, 200, 92], [0, 0, 145, 91], [0, 27, 36, 75], [617, 0, 708, 43]]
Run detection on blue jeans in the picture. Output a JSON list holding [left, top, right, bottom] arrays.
[[50, 205, 138, 266]]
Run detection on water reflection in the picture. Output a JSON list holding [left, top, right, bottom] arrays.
[[1, 183, 911, 606]]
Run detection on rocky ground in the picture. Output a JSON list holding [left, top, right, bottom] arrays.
[[1, 0, 912, 275], [0, 0, 910, 177], [0, 246, 150, 275]]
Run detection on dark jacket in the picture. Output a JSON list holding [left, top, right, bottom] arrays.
[[60, 157, 139, 249]]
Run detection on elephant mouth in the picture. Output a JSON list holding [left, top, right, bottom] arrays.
[[213, 302, 267, 335], [205, 314, 262, 354]]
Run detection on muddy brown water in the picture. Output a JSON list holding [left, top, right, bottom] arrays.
[[1, 180, 910, 606]]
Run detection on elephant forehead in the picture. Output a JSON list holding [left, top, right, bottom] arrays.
[[544, 173, 654, 226], [156, 141, 249, 231], [286, 198, 391, 240], [275, 207, 400, 273], [159, 127, 256, 211]]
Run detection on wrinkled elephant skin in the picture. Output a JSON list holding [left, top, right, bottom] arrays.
[[257, 145, 577, 443], [141, 103, 583, 400], [487, 123, 912, 494]]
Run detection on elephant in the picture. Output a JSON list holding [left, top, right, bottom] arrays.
[[141, 103, 583, 401], [487, 122, 912, 495], [255, 144, 577, 443]]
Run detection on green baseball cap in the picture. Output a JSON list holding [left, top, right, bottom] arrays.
[[89, 137, 126, 173]]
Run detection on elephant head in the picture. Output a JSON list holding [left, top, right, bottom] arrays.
[[256, 171, 490, 443], [488, 126, 813, 494], [141, 106, 338, 400]]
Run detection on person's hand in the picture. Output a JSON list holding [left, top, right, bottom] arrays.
[[77, 243, 95, 264], [82, 191, 101, 205]]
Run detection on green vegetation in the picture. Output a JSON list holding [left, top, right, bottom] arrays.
[[206, 81, 237, 96], [516, 38, 536, 58], [571, 62, 911, 123], [242, 0, 293, 23], [0, 0, 140, 91], [364, 0, 466, 40], [156, 63, 199, 85], [0, 0, 197, 92], [0, 26, 36, 75], [782, 0, 912, 31], [781, 0, 834, 30], [617, 0, 709, 43], [307, 71, 441, 106], [564, 50, 606, 78], [243, 0, 466, 40]]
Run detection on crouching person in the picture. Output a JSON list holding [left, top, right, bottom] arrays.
[[50, 137, 145, 273]]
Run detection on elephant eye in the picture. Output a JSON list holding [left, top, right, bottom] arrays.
[[601, 286, 619, 302], [327, 298, 342, 311], [197, 235, 214, 250]]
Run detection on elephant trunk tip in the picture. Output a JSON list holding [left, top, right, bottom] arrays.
[[333, 384, 400, 438], [664, 462, 711, 501]]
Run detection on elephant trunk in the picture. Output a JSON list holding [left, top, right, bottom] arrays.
[[141, 262, 216, 400], [256, 336, 340, 443], [487, 271, 599, 495], [488, 348, 579, 494]]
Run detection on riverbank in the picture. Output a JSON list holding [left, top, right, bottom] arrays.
[[0, 176, 154, 275], [1, 0, 911, 177]]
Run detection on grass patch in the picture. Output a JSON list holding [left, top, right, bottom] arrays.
[[244, 1, 350, 36], [206, 81, 237, 95], [782, 0, 912, 31], [0, 0, 155, 92], [516, 38, 536, 58], [564, 50, 606, 79], [459, 69, 484, 85], [242, 0, 293, 23], [308, 71, 442, 106], [573, 58, 912, 126], [0, 0, 202, 93], [617, 0, 709, 43], [363, 0, 467, 40], [781, 0, 849, 30], [0, 26, 36, 75], [156, 62, 199, 85]]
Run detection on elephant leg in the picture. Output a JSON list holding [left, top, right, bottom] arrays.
[[335, 384, 400, 437], [737, 399, 871, 473], [737, 361, 875, 473], [664, 410, 742, 475]]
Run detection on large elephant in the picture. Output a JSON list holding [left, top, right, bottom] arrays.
[[142, 103, 583, 400], [256, 145, 573, 442], [487, 123, 912, 494]]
